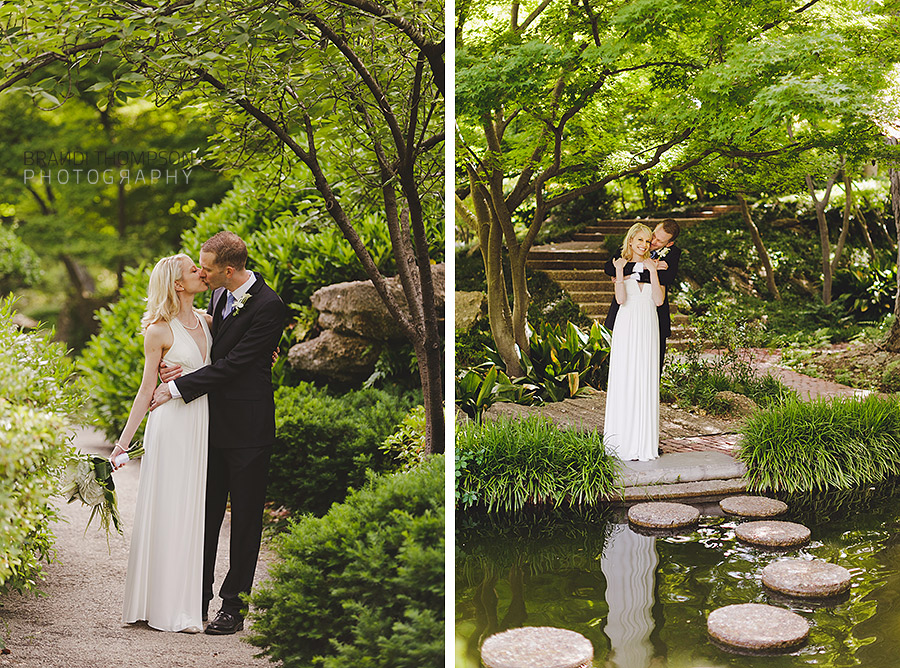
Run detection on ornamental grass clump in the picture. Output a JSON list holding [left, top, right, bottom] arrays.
[[456, 415, 619, 512], [739, 394, 900, 493]]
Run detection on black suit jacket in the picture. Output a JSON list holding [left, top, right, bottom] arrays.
[[175, 273, 286, 449], [603, 246, 681, 338]]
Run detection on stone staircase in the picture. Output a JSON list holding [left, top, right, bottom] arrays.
[[528, 208, 739, 347]]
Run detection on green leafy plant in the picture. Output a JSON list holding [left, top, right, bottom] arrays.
[[380, 405, 428, 472], [455, 366, 536, 422], [739, 395, 900, 493], [269, 383, 419, 515], [248, 456, 443, 668], [0, 297, 84, 594], [455, 415, 620, 512], [0, 223, 42, 294]]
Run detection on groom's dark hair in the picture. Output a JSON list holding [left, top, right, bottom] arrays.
[[203, 231, 248, 270], [661, 218, 681, 243]]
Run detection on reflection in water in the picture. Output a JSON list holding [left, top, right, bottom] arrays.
[[600, 523, 658, 668]]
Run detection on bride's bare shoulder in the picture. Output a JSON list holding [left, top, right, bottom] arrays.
[[144, 320, 174, 348]]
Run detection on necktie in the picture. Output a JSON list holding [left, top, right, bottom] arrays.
[[223, 292, 235, 318]]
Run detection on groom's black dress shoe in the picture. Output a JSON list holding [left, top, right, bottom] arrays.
[[204, 610, 243, 635]]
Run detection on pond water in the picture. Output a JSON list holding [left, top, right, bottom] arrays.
[[456, 485, 900, 668]]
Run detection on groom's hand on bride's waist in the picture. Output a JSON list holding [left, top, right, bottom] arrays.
[[158, 361, 182, 383], [149, 383, 172, 411]]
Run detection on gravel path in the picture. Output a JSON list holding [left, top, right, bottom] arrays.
[[0, 427, 278, 668]]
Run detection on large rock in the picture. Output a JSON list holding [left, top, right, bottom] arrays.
[[287, 329, 382, 384], [311, 263, 445, 340], [455, 291, 485, 331]]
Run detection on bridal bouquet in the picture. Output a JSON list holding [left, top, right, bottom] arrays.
[[59, 445, 144, 535]]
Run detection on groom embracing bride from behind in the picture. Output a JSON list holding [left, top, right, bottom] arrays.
[[113, 231, 286, 635]]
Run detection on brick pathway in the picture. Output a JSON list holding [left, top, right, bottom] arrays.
[[658, 349, 863, 456]]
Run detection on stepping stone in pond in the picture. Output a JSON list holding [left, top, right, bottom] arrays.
[[707, 603, 809, 653], [719, 495, 788, 518], [734, 520, 810, 549], [627, 501, 700, 530], [762, 558, 852, 599], [481, 626, 593, 668]]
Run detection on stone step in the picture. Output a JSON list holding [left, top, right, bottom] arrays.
[[528, 249, 608, 261], [544, 269, 608, 281], [527, 259, 604, 270], [571, 232, 610, 242]]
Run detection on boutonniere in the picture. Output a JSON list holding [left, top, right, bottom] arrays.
[[656, 246, 671, 259], [232, 293, 252, 317]]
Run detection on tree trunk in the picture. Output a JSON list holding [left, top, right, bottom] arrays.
[[853, 198, 878, 262], [880, 136, 900, 352], [804, 171, 837, 305], [736, 193, 780, 300], [830, 162, 852, 274], [463, 169, 523, 376]]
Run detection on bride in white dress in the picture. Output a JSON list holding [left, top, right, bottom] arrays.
[[111, 253, 211, 633], [603, 224, 664, 461]]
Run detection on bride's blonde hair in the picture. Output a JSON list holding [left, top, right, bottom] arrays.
[[141, 254, 191, 332], [621, 223, 652, 261]]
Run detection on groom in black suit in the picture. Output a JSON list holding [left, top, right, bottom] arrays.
[[604, 219, 681, 372], [151, 231, 286, 635]]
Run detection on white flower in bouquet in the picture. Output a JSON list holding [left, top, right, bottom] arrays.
[[59, 444, 144, 537]]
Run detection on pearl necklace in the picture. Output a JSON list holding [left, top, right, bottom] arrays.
[[179, 313, 201, 330]]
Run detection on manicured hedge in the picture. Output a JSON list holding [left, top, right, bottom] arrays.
[[269, 383, 420, 515], [248, 455, 444, 668]]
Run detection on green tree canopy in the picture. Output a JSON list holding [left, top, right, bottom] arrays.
[[0, 0, 445, 452], [456, 0, 900, 374]]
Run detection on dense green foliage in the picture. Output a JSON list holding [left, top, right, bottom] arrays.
[[0, 298, 83, 593], [456, 416, 620, 512], [739, 395, 900, 493], [248, 456, 444, 668], [0, 224, 41, 294], [269, 384, 420, 516], [76, 264, 152, 442], [182, 173, 444, 342]]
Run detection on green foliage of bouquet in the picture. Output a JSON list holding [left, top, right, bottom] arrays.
[[0, 297, 83, 594], [59, 445, 144, 536], [248, 456, 444, 668]]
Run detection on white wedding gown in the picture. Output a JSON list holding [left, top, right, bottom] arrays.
[[603, 272, 660, 461], [123, 315, 211, 632]]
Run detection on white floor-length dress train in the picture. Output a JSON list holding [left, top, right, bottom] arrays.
[[603, 271, 660, 461], [123, 315, 211, 632]]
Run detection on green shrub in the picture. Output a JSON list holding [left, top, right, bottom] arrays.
[[739, 394, 900, 493], [0, 297, 83, 593], [248, 456, 444, 668], [269, 384, 419, 515], [380, 405, 428, 472], [76, 264, 151, 442], [455, 416, 620, 512], [182, 174, 444, 340], [0, 224, 42, 294]]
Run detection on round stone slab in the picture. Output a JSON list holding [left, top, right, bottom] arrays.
[[720, 495, 788, 518], [708, 603, 809, 652], [627, 502, 700, 530], [481, 627, 593, 668], [762, 558, 852, 598], [734, 520, 810, 549]]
